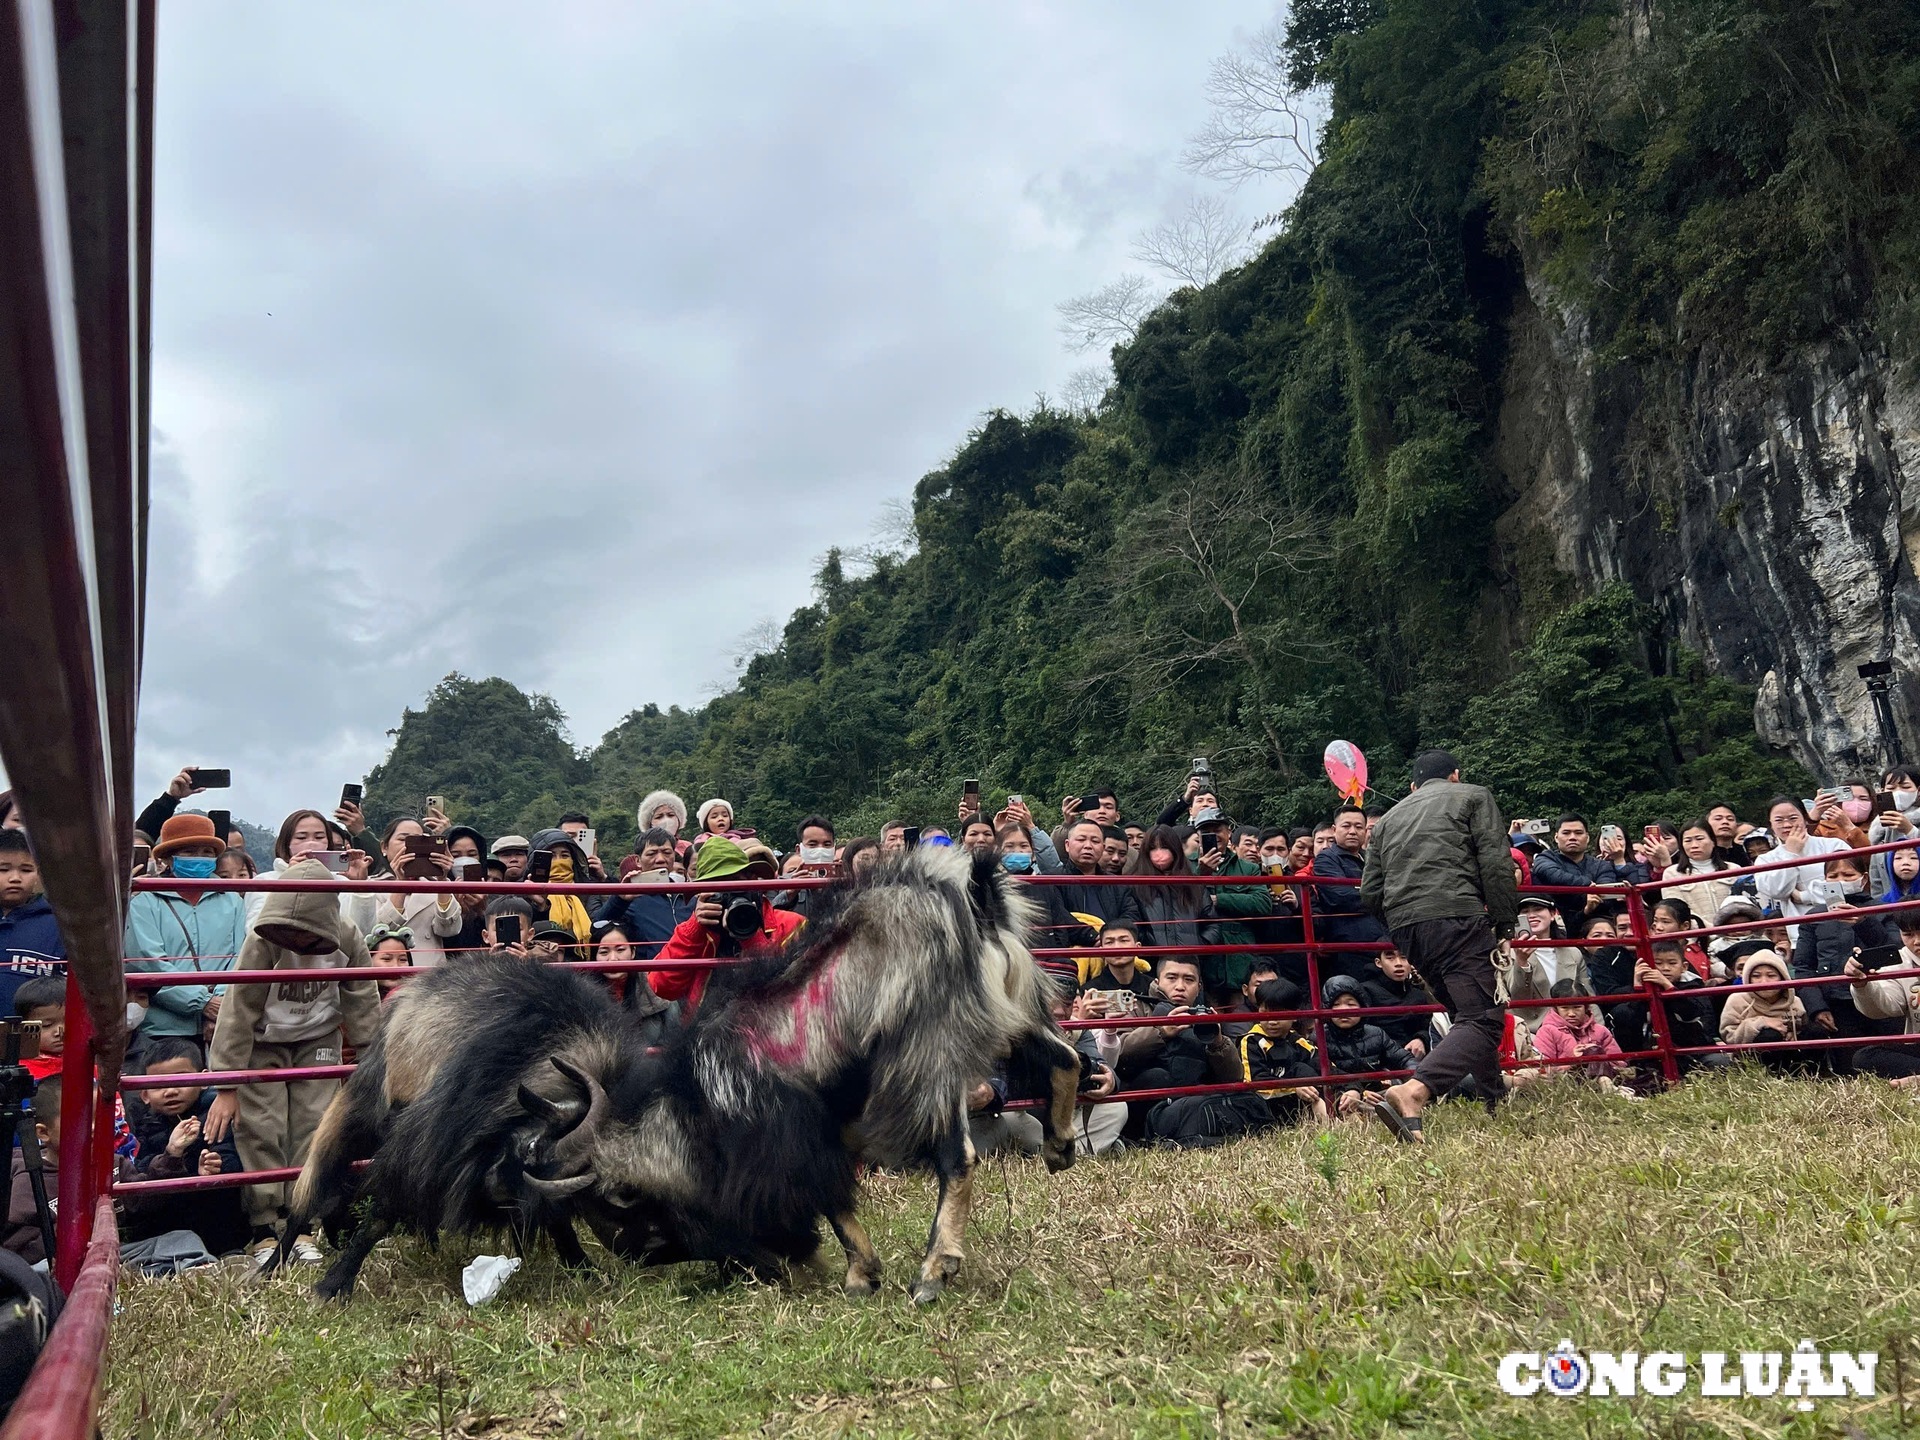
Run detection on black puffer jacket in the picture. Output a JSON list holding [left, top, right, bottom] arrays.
[[1355, 972, 1436, 1049], [1322, 1021, 1413, 1090], [1792, 908, 1902, 1032]]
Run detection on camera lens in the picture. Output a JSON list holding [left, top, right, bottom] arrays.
[[720, 895, 761, 941]]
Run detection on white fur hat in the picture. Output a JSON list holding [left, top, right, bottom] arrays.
[[636, 790, 688, 835], [695, 797, 734, 829]]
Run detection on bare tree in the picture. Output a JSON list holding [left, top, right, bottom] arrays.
[[1131, 196, 1253, 288], [1055, 274, 1156, 353], [1082, 465, 1336, 777], [1182, 21, 1323, 187], [1060, 365, 1111, 416], [728, 617, 782, 671]]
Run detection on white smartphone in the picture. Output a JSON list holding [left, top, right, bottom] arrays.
[[1007, 794, 1022, 808], [310, 850, 351, 874], [577, 828, 597, 859]]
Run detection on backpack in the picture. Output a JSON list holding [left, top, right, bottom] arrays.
[[0, 1248, 56, 1419]]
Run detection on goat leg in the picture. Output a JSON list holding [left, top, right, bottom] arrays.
[[910, 1102, 976, 1305], [830, 1210, 883, 1297]]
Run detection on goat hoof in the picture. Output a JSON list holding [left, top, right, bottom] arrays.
[[909, 1280, 944, 1306], [1043, 1144, 1075, 1174], [844, 1271, 881, 1299]]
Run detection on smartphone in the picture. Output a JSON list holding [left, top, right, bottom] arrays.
[[208, 809, 231, 841], [1874, 791, 1898, 817], [1190, 756, 1211, 775], [1599, 824, 1622, 846], [1818, 786, 1851, 807], [1078, 794, 1102, 813], [131, 843, 150, 871], [451, 856, 485, 879], [1007, 794, 1022, 808], [1522, 818, 1550, 838], [339, 782, 363, 809], [1856, 944, 1904, 971], [902, 827, 922, 848], [495, 914, 523, 947], [405, 834, 439, 856], [187, 768, 231, 789], [529, 850, 553, 883], [962, 779, 980, 809], [577, 828, 597, 859], [310, 850, 351, 875], [1642, 825, 1661, 843], [1199, 832, 1221, 855], [425, 794, 446, 815]]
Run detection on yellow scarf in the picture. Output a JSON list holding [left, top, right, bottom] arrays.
[[545, 853, 592, 942]]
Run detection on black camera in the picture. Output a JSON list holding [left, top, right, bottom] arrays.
[[719, 894, 762, 942]]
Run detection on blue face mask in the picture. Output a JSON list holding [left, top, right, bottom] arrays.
[[1001, 852, 1033, 873], [171, 855, 217, 880]]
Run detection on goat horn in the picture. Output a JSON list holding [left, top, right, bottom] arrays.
[[550, 1055, 610, 1168], [518, 1083, 581, 1131], [524, 1173, 595, 1200]]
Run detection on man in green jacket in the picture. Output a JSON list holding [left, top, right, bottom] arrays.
[[1358, 750, 1518, 1141]]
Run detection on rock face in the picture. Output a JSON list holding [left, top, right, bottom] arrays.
[[1494, 270, 1920, 781]]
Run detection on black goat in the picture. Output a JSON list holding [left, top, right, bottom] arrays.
[[284, 847, 1082, 1303]]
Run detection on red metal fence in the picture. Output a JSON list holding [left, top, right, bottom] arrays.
[[51, 835, 1915, 1214]]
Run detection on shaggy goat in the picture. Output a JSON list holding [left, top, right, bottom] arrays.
[[283, 846, 1083, 1303]]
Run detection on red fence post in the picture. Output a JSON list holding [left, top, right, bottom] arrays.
[[53, 970, 97, 1291], [1623, 886, 1681, 1087], [1297, 881, 1334, 1107]]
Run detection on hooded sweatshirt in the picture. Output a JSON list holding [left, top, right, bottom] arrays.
[[208, 863, 382, 1069], [1718, 954, 1807, 1045]]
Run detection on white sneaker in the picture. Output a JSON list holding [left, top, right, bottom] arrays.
[[289, 1234, 325, 1265], [248, 1234, 280, 1271]]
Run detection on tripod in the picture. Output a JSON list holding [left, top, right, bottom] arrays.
[[0, 1021, 60, 1307]]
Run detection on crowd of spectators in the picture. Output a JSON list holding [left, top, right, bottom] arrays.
[[0, 760, 1916, 1271]]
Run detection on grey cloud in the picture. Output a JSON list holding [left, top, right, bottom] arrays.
[[134, 2, 1292, 825]]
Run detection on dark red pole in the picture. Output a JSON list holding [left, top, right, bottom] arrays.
[[1624, 886, 1681, 1087], [1298, 879, 1334, 1108], [52, 971, 95, 1291]]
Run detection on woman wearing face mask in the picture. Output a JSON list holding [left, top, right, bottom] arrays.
[[1755, 796, 1853, 938], [1124, 825, 1213, 976], [995, 823, 1037, 875], [1792, 854, 1901, 1052], [125, 814, 248, 1044], [524, 828, 595, 945], [370, 818, 462, 966], [1661, 820, 1737, 933], [635, 790, 692, 869], [1869, 768, 1920, 894]]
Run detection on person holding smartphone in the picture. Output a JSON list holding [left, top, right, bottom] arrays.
[[1528, 814, 1648, 932], [368, 818, 461, 966]]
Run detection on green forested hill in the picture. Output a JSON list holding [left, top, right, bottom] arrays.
[[368, 0, 1920, 848]]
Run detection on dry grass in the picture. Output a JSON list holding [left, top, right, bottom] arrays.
[[104, 1068, 1920, 1438]]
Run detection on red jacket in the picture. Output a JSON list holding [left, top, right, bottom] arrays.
[[650, 905, 806, 1012]]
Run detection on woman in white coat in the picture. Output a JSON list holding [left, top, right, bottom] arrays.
[[369, 816, 462, 966]]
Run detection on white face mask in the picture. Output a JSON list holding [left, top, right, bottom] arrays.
[[1894, 789, 1918, 811], [652, 813, 681, 836]]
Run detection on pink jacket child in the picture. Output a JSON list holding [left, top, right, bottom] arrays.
[[1530, 1003, 1626, 1079]]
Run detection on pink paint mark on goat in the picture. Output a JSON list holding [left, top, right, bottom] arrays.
[[742, 959, 838, 1067]]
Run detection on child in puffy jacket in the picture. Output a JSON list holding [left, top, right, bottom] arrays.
[[1718, 950, 1806, 1047], [1320, 975, 1413, 1118], [1529, 979, 1626, 1080]]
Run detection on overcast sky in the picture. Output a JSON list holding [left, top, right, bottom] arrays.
[[125, 1, 1291, 827]]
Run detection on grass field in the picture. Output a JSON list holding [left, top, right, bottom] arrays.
[[105, 1069, 1920, 1439]]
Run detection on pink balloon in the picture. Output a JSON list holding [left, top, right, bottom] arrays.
[[1322, 740, 1369, 802]]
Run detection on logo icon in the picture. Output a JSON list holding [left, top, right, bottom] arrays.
[[1544, 1341, 1588, 1397]]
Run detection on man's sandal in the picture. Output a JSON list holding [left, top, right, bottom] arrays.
[[1367, 1093, 1424, 1145]]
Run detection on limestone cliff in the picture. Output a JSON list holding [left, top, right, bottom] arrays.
[[1495, 267, 1920, 781]]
